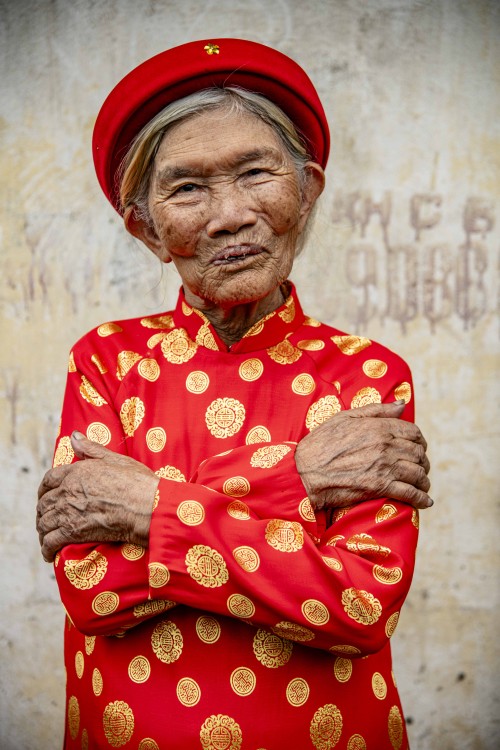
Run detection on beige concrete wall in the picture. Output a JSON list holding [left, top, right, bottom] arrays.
[[1, 0, 499, 747]]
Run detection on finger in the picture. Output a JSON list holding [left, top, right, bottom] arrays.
[[390, 438, 430, 474], [345, 400, 407, 419], [71, 431, 124, 463], [41, 528, 69, 563], [390, 421, 427, 450], [386, 480, 434, 509], [393, 459, 431, 493], [37, 465, 74, 500]]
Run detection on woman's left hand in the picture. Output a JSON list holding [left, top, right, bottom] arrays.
[[36, 432, 159, 562]]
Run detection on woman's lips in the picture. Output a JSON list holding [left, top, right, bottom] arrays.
[[211, 245, 264, 265]]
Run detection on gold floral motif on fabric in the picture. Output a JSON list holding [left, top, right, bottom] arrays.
[[385, 611, 400, 638], [394, 382, 412, 403], [286, 677, 310, 706], [226, 500, 251, 520], [322, 556, 343, 571], [119, 396, 145, 436], [121, 543, 145, 561], [253, 629, 293, 668], [297, 339, 325, 351], [304, 316, 321, 327], [205, 397, 245, 439], [309, 704, 343, 749], [138, 358, 160, 382], [362, 359, 388, 378], [128, 655, 151, 683], [375, 504, 398, 523], [151, 620, 183, 664], [305, 395, 341, 431], [346, 533, 391, 558], [265, 519, 303, 552], [138, 740, 160, 750], [388, 705, 404, 749], [186, 545, 229, 587], [67, 695, 80, 740], [53, 435, 74, 466], [147, 332, 168, 349], [91, 591, 119, 616], [232, 546, 260, 573], [186, 370, 210, 393], [177, 677, 201, 706], [329, 644, 361, 656], [97, 322, 123, 337], [412, 508, 419, 528], [245, 425, 271, 444], [196, 615, 221, 644], [161, 328, 198, 364], [272, 621, 315, 643], [68, 351, 76, 372], [200, 714, 243, 750], [92, 668, 103, 696], [250, 444, 291, 468], [291, 373, 316, 395], [182, 300, 193, 316], [302, 599, 330, 625], [177, 500, 205, 526], [331, 335, 371, 355], [133, 599, 176, 618], [196, 323, 219, 351], [140, 313, 174, 329], [341, 588, 382, 626], [116, 350, 142, 380], [64, 550, 108, 590], [84, 635, 96, 655], [299, 497, 316, 522], [80, 375, 108, 406], [227, 594, 255, 618], [91, 353, 108, 374], [278, 296, 296, 323], [238, 358, 264, 382], [103, 700, 135, 747], [351, 386, 382, 409], [373, 565, 403, 585], [334, 657, 352, 683], [75, 650, 84, 679], [155, 465, 186, 482], [81, 728, 89, 750], [230, 667, 256, 696], [146, 427, 166, 452], [372, 671, 388, 700], [223, 476, 250, 497], [267, 339, 302, 364], [347, 735, 367, 750], [148, 562, 170, 588], [86, 421, 111, 445]]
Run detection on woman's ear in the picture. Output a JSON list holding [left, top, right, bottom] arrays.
[[123, 206, 172, 263], [298, 162, 325, 233]]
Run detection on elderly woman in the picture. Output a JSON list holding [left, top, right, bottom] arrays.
[[37, 39, 431, 750]]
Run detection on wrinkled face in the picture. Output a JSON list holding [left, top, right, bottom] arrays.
[[140, 106, 323, 310]]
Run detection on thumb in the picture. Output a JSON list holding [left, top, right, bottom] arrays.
[[347, 399, 406, 419], [71, 430, 110, 459]]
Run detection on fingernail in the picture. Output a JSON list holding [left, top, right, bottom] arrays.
[[72, 431, 85, 440], [394, 399, 406, 405], [426, 498, 434, 507]]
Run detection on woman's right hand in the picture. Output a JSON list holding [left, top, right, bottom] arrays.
[[294, 400, 432, 511]]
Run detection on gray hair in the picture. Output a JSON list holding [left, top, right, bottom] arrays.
[[119, 87, 312, 224]]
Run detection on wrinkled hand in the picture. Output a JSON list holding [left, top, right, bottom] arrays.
[[36, 432, 159, 562], [295, 401, 432, 511]]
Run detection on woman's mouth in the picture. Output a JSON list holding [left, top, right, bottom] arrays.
[[212, 245, 264, 265]]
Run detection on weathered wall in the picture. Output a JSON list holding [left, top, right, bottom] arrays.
[[1, 0, 499, 747]]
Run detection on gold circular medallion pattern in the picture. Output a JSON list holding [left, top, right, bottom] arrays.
[[146, 427, 166, 452], [196, 615, 221, 644], [227, 594, 255, 618], [79, 375, 107, 406], [331, 335, 371, 355], [195, 323, 219, 350], [388, 705, 404, 750], [134, 599, 175, 618], [322, 556, 343, 572], [286, 677, 310, 707], [81, 727, 89, 750], [121, 543, 145, 561], [253, 629, 293, 668], [372, 671, 388, 700], [53, 436, 74, 467], [329, 645, 361, 656], [177, 677, 201, 707], [148, 562, 170, 588], [128, 655, 151, 684], [302, 599, 330, 626], [373, 565, 403, 585], [151, 620, 183, 664], [304, 316, 321, 327], [67, 695, 80, 740], [238, 358, 264, 381], [103, 700, 135, 747], [346, 533, 390, 558], [375, 504, 398, 523], [75, 650, 84, 679], [92, 668, 103, 696], [347, 735, 367, 750], [291, 373, 316, 395], [233, 546, 260, 573], [362, 359, 388, 379], [334, 657, 352, 683], [341, 588, 382, 626], [305, 396, 341, 431], [155, 465, 186, 482], [116, 350, 142, 380], [272, 621, 315, 643], [97, 322, 122, 337], [86, 422, 111, 446], [119, 396, 145, 437], [297, 339, 325, 351], [385, 611, 400, 638], [138, 739, 160, 750], [351, 386, 382, 409], [265, 519, 304, 553], [92, 591, 119, 616], [186, 545, 229, 587], [138, 358, 161, 382], [250, 444, 292, 468], [147, 332, 168, 349], [309, 704, 343, 750], [205, 397, 245, 439], [299, 497, 316, 522], [223, 476, 250, 497], [186, 370, 210, 393], [394, 382, 412, 404], [140, 313, 174, 329], [245, 425, 271, 444], [267, 339, 302, 365], [177, 500, 205, 526], [161, 328, 198, 364], [230, 667, 256, 697], [91, 353, 108, 374], [65, 551, 108, 590], [182, 301, 193, 316], [227, 500, 251, 520], [412, 508, 419, 528], [68, 351, 76, 372], [279, 297, 296, 322], [85, 635, 96, 655], [200, 713, 242, 750]]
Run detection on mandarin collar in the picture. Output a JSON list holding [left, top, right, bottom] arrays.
[[172, 282, 305, 354]]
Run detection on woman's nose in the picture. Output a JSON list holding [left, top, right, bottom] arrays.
[[205, 186, 258, 237]]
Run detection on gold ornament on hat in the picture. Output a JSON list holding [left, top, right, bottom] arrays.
[[204, 43, 220, 55]]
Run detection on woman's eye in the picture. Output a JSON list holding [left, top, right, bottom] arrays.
[[176, 183, 198, 193], [246, 168, 264, 177]]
